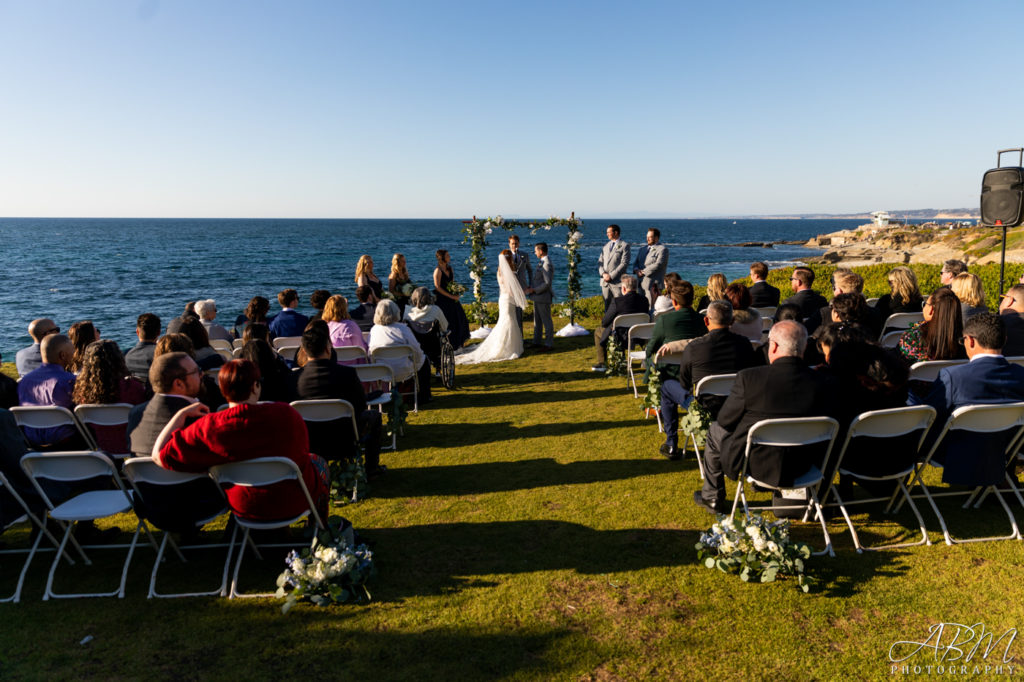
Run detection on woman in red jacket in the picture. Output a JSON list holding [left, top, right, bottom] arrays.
[[153, 359, 329, 521]]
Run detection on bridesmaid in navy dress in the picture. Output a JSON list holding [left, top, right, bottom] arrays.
[[433, 249, 470, 349]]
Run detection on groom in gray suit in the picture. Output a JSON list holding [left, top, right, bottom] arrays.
[[526, 242, 554, 350], [598, 224, 631, 311], [633, 227, 669, 310], [509, 234, 532, 334]]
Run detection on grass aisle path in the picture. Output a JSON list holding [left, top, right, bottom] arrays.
[[2, 338, 1024, 679]]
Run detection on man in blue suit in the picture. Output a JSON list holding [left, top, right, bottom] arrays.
[[268, 288, 309, 338], [924, 313, 1024, 485]]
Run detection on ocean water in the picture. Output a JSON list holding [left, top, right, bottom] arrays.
[[0, 217, 864, 357]]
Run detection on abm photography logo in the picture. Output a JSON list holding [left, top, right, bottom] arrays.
[[890, 622, 1017, 676]]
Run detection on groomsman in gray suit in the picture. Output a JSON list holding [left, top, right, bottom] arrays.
[[508, 234, 532, 334], [633, 227, 669, 310], [598, 224, 631, 311], [526, 242, 554, 350]]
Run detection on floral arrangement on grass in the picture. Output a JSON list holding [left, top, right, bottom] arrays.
[[696, 512, 815, 592], [276, 530, 375, 613], [605, 335, 626, 376]]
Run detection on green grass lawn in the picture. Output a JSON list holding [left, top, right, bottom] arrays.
[[2, 329, 1024, 680]]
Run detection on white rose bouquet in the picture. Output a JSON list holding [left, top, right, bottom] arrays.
[[695, 512, 814, 592], [276, 531, 376, 613]]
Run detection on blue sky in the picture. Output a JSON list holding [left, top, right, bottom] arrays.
[[1, 0, 1020, 218]]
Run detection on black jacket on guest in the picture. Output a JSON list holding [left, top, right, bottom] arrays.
[[295, 359, 367, 461], [679, 328, 763, 420], [749, 281, 781, 308], [717, 356, 838, 487], [781, 289, 829, 331], [598, 292, 651, 345], [1002, 310, 1024, 358]]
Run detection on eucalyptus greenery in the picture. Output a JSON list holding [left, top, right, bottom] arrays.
[[640, 364, 661, 413], [679, 399, 712, 451], [604, 334, 626, 377], [329, 457, 366, 504], [461, 214, 584, 326], [696, 512, 815, 593]]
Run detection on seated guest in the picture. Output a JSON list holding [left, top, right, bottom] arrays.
[[233, 296, 271, 340], [180, 317, 225, 371], [16, 318, 59, 377], [68, 320, 100, 373], [939, 259, 968, 287], [242, 322, 270, 345], [645, 280, 705, 382], [195, 299, 233, 344], [294, 319, 337, 368], [592, 275, 650, 372], [695, 321, 837, 514], [309, 289, 331, 321], [167, 302, 198, 335], [815, 322, 870, 368], [696, 273, 727, 312], [295, 328, 384, 476], [71, 340, 147, 454], [923, 313, 1024, 486], [349, 285, 379, 330], [269, 288, 309, 338], [807, 293, 872, 367], [0, 352, 16, 409], [875, 266, 923, 323], [125, 313, 161, 381], [999, 284, 1024, 357], [154, 334, 225, 411], [154, 360, 330, 522], [16, 334, 83, 449], [324, 294, 369, 352], [404, 287, 448, 334], [748, 262, 780, 308], [241, 339, 296, 403], [815, 270, 882, 339], [950, 272, 988, 325], [368, 299, 430, 404], [724, 283, 761, 342], [652, 272, 681, 318], [0, 408, 44, 522], [899, 287, 965, 363], [657, 301, 760, 459], [781, 267, 828, 332], [128, 352, 205, 457]]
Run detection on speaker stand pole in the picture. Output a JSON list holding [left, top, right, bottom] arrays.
[[999, 225, 1009, 296]]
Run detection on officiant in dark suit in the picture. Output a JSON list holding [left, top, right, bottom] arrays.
[[508, 234, 532, 335]]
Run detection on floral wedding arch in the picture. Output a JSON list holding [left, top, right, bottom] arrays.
[[460, 213, 586, 335]]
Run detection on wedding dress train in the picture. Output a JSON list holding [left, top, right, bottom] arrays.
[[456, 256, 526, 365]]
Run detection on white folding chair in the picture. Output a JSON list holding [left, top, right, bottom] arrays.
[[649, 351, 683, 429], [276, 345, 300, 362], [334, 345, 368, 364], [908, 359, 969, 383], [899, 403, 1024, 545], [626, 323, 655, 398], [215, 348, 234, 363], [355, 364, 398, 450], [73, 403, 133, 458], [208, 457, 326, 599], [272, 336, 303, 351], [209, 339, 233, 353], [879, 312, 924, 341], [371, 345, 420, 413], [20, 451, 157, 600], [751, 306, 776, 319], [290, 400, 363, 500], [879, 331, 904, 349], [865, 297, 879, 308], [11, 406, 99, 451], [231, 347, 244, 359], [730, 417, 840, 557], [687, 373, 737, 479], [232, 338, 245, 350], [827, 406, 937, 553], [204, 368, 222, 379], [0, 470, 73, 603], [1006, 356, 1024, 367], [122, 458, 232, 599]]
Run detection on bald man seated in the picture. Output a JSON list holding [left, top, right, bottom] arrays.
[[15, 318, 59, 377], [16, 334, 82, 448]]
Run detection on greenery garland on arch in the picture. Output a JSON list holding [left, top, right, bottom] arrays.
[[460, 213, 584, 326]]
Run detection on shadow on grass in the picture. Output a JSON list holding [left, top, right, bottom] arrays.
[[438, 386, 629, 408], [363, 520, 697, 600], [455, 369, 593, 388], [375, 457, 679, 497], [403, 419, 649, 447]]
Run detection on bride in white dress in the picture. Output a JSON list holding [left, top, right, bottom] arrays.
[[456, 249, 527, 365]]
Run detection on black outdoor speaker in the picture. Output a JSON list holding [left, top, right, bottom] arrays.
[[981, 163, 1024, 226]]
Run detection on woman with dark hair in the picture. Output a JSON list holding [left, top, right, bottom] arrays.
[[68, 320, 100, 373], [242, 322, 270, 346], [898, 287, 966, 363], [433, 249, 470, 348], [72, 339, 148, 454], [233, 296, 272, 339], [309, 289, 331, 321], [153, 359, 330, 521], [180, 317, 225, 371], [241, 339, 296, 403], [724, 283, 761, 342], [653, 272, 681, 317]]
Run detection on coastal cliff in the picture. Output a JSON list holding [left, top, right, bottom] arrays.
[[802, 223, 1024, 267]]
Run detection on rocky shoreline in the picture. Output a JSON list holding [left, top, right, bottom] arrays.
[[799, 222, 1024, 267]]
